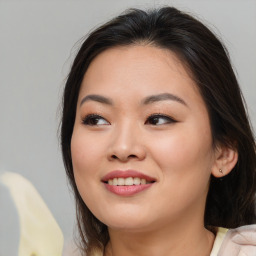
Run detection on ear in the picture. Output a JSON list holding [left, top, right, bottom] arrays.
[[211, 144, 238, 178]]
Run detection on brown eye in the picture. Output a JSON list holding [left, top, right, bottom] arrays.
[[82, 114, 110, 126], [145, 114, 177, 125]]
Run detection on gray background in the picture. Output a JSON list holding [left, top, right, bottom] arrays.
[[0, 0, 255, 254]]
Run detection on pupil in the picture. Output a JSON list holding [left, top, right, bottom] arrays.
[[94, 118, 100, 124], [152, 117, 159, 124]]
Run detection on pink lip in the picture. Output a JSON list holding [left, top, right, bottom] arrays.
[[102, 170, 156, 196], [104, 183, 153, 196], [101, 170, 156, 182]]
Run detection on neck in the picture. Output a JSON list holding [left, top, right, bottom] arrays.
[[105, 218, 215, 256]]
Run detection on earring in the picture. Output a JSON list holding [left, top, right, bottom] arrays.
[[219, 169, 223, 174]]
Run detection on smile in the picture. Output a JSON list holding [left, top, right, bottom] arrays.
[[102, 170, 156, 196], [106, 177, 153, 186]]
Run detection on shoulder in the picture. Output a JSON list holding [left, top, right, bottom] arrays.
[[211, 225, 256, 256]]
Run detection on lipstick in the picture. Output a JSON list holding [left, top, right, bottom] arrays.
[[102, 170, 156, 196]]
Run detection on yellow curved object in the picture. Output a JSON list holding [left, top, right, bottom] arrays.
[[0, 172, 63, 256]]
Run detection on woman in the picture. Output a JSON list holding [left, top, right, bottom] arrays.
[[60, 7, 256, 256]]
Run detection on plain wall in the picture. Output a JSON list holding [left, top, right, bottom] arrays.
[[0, 0, 255, 253]]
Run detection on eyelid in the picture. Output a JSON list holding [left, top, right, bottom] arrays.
[[81, 114, 110, 126], [145, 113, 177, 125]]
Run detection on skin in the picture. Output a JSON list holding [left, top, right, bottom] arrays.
[[71, 45, 237, 256]]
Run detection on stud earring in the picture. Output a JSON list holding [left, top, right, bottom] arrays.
[[219, 169, 223, 174]]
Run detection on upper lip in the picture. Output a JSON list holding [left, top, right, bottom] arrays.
[[101, 170, 156, 182]]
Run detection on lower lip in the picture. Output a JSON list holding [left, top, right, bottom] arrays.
[[104, 183, 153, 196]]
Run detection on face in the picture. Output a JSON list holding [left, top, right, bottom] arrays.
[[71, 45, 218, 232]]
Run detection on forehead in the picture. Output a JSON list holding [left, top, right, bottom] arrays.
[[83, 45, 190, 82], [79, 45, 202, 106]]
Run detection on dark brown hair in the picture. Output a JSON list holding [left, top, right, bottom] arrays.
[[60, 6, 256, 255]]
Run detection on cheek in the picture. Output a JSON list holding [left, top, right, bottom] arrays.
[[150, 124, 214, 179], [70, 129, 102, 197], [148, 128, 214, 217], [71, 130, 104, 208], [71, 130, 104, 173]]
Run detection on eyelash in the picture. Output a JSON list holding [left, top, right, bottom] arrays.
[[145, 113, 177, 125], [82, 114, 109, 126], [81, 113, 177, 126]]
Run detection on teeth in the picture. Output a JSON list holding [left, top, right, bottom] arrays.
[[107, 177, 152, 186], [117, 178, 125, 185], [134, 177, 140, 185], [113, 178, 118, 185], [124, 177, 133, 185]]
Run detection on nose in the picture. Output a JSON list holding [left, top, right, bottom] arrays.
[[107, 123, 146, 162]]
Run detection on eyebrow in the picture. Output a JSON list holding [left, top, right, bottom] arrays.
[[80, 92, 188, 107], [142, 93, 188, 107], [80, 94, 113, 106]]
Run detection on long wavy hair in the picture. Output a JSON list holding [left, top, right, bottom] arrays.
[[60, 6, 256, 255]]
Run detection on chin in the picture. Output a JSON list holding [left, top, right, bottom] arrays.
[[107, 221, 152, 232], [98, 211, 156, 232], [88, 200, 160, 231]]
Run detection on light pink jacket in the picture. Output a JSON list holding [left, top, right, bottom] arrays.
[[213, 225, 256, 256]]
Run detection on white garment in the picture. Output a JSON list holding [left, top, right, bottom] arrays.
[[210, 227, 229, 255]]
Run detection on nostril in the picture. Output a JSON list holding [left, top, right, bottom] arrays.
[[111, 154, 137, 160]]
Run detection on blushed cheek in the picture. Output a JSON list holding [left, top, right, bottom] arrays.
[[153, 140, 194, 173], [71, 135, 93, 181], [71, 132, 100, 172], [151, 130, 213, 176], [71, 134, 96, 201]]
